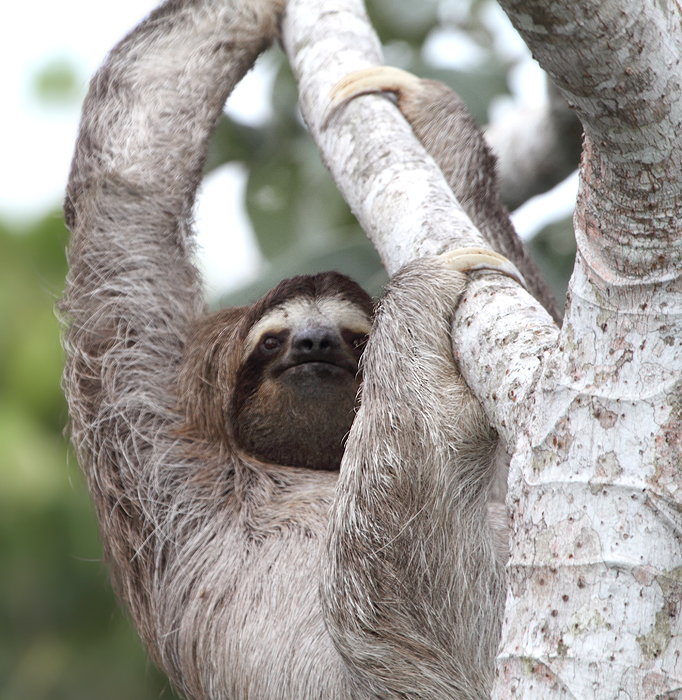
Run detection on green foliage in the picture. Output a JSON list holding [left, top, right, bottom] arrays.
[[527, 215, 577, 302], [32, 60, 84, 107], [368, 0, 439, 43], [0, 216, 169, 699]]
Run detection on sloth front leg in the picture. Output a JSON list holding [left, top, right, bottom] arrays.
[[323, 257, 505, 700]]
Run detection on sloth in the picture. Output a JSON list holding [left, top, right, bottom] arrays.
[[60, 0, 559, 699]]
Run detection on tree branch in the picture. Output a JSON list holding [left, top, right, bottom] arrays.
[[496, 0, 682, 282], [281, 0, 485, 275], [489, 2, 682, 696]]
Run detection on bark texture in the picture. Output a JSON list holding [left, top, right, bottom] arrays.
[[488, 0, 682, 696]]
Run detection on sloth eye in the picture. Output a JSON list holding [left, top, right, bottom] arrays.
[[349, 333, 369, 356], [260, 334, 283, 355]]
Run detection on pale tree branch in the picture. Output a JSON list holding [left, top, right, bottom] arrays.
[[497, 0, 682, 282], [282, 0, 483, 275]]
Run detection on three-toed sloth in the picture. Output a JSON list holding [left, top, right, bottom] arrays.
[[60, 0, 559, 698]]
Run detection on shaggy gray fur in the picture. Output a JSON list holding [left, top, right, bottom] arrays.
[[323, 261, 504, 699], [60, 0, 554, 698]]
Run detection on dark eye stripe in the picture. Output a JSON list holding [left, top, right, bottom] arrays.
[[342, 329, 369, 357], [257, 330, 289, 358]]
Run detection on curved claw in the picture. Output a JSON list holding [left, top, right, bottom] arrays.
[[439, 248, 527, 289], [325, 66, 421, 125]]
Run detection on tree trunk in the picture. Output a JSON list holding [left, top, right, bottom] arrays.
[[489, 1, 682, 697]]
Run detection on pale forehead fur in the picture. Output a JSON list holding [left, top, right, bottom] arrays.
[[243, 296, 371, 359]]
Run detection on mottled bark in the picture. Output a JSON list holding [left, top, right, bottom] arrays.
[[487, 0, 682, 696]]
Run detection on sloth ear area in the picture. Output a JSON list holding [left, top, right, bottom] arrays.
[[324, 66, 424, 125]]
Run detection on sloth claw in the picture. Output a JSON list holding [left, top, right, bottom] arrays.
[[439, 248, 527, 288], [325, 66, 421, 124], [329, 66, 420, 109]]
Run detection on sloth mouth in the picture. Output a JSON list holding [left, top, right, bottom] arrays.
[[281, 359, 357, 378]]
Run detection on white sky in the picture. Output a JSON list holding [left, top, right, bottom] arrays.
[[1, 0, 158, 223], [2, 0, 577, 296]]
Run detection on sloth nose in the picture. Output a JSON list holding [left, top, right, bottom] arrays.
[[289, 327, 346, 364], [291, 327, 341, 356]]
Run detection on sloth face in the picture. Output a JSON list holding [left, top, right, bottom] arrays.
[[234, 294, 371, 471]]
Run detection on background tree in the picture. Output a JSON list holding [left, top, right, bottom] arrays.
[[0, 0, 580, 697]]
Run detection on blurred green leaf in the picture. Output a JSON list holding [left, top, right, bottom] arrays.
[[246, 149, 302, 258], [206, 116, 267, 171], [0, 213, 169, 700], [366, 0, 439, 44], [33, 59, 83, 107]]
